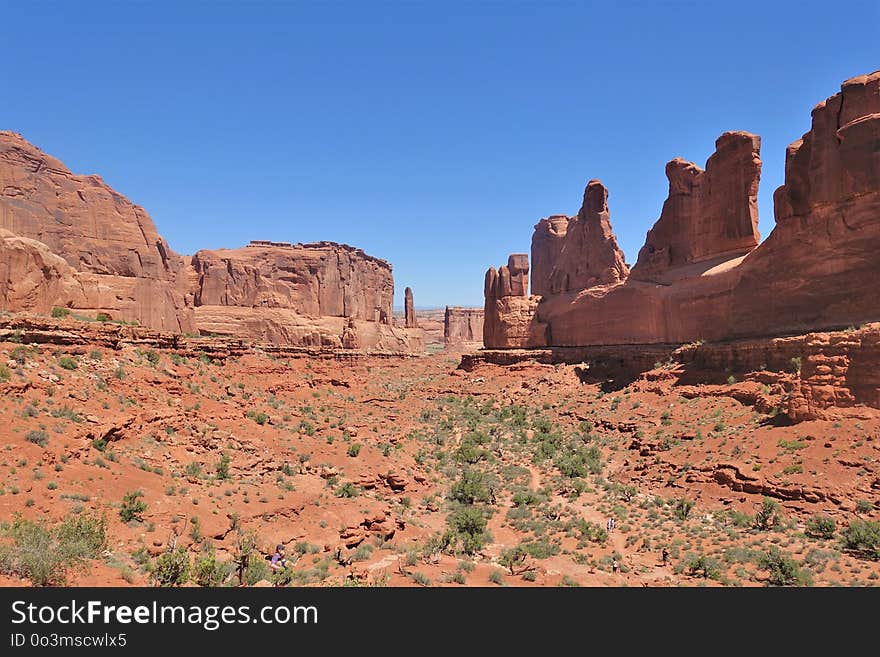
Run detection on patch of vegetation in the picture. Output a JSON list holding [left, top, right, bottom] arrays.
[[684, 553, 722, 580], [51, 307, 70, 318], [446, 506, 491, 555], [0, 512, 107, 585], [449, 468, 493, 505], [754, 498, 781, 531], [153, 546, 190, 587], [674, 497, 695, 521], [119, 490, 147, 522], [758, 547, 812, 586], [246, 410, 269, 425], [805, 515, 836, 540], [58, 356, 78, 370], [215, 453, 231, 480], [839, 520, 880, 560], [25, 430, 49, 448]]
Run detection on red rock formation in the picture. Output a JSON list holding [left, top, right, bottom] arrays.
[[0, 131, 420, 352], [404, 287, 417, 328], [484, 255, 547, 349], [0, 131, 194, 332], [190, 242, 393, 332], [530, 215, 568, 297], [630, 131, 762, 283], [443, 306, 483, 345], [547, 180, 629, 294], [485, 71, 880, 350]]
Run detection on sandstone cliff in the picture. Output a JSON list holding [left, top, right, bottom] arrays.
[[0, 132, 420, 352], [443, 306, 483, 345], [630, 131, 762, 283], [530, 215, 568, 297], [484, 70, 880, 349], [0, 131, 194, 332]]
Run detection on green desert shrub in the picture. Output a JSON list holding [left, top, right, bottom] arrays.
[[758, 547, 812, 586], [805, 515, 836, 540], [153, 546, 190, 587], [119, 490, 147, 522], [840, 520, 880, 560], [0, 512, 107, 586]]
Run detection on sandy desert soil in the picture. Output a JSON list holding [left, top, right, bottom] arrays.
[[0, 322, 878, 587]]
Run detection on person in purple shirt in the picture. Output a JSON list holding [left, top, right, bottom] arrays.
[[270, 544, 289, 572]]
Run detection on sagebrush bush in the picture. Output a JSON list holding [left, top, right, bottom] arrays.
[[26, 430, 49, 447], [0, 512, 107, 585]]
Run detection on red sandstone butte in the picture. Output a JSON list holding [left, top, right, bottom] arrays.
[[484, 70, 880, 349], [443, 306, 483, 345], [0, 131, 421, 352]]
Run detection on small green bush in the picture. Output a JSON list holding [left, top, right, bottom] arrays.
[[805, 515, 836, 540], [215, 453, 231, 480], [685, 553, 722, 580], [26, 430, 49, 447], [840, 520, 880, 560], [447, 506, 490, 555], [754, 498, 781, 531], [758, 547, 812, 586], [119, 491, 147, 522], [193, 549, 226, 586], [674, 498, 695, 520], [347, 443, 362, 457], [58, 356, 78, 371], [334, 482, 359, 498], [449, 469, 491, 505], [0, 363, 9, 382], [153, 546, 190, 587], [51, 307, 70, 318]]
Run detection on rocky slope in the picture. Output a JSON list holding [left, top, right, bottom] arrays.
[[2, 320, 877, 588], [0, 132, 420, 352]]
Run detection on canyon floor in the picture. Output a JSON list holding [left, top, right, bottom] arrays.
[[1, 317, 878, 587]]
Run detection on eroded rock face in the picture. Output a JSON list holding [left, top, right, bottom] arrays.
[[547, 180, 629, 294], [630, 131, 761, 283], [0, 131, 195, 332], [191, 242, 393, 323], [530, 215, 568, 297], [0, 132, 418, 352], [484, 255, 547, 348], [485, 70, 880, 350], [443, 306, 483, 345]]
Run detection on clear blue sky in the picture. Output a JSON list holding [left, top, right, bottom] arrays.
[[3, 1, 878, 308]]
